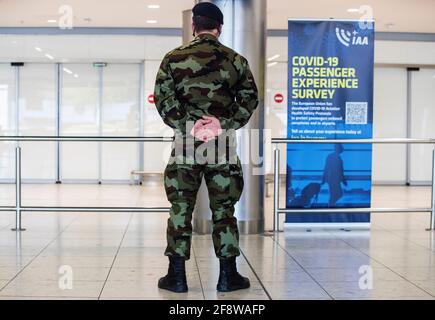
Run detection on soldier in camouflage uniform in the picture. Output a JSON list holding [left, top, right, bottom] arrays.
[[154, 2, 258, 293]]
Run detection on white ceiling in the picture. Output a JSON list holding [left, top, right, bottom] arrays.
[[0, 0, 434, 33]]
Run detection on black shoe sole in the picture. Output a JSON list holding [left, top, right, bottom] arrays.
[[158, 283, 188, 293], [159, 287, 188, 293], [216, 283, 250, 292]]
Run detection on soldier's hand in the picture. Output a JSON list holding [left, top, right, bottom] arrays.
[[201, 116, 222, 137], [190, 118, 211, 138], [190, 116, 222, 142], [196, 128, 217, 142]]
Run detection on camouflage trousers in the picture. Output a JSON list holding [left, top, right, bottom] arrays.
[[163, 155, 244, 260]]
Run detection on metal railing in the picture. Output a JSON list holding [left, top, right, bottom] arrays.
[[272, 138, 435, 232], [0, 136, 174, 231], [2, 136, 435, 233]]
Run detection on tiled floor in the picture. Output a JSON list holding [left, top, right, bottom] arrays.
[[0, 183, 434, 300]]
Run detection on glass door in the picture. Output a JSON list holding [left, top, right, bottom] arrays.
[[0, 64, 17, 181], [410, 68, 435, 184], [372, 67, 407, 184], [101, 63, 140, 181], [60, 64, 99, 181], [19, 63, 57, 181]]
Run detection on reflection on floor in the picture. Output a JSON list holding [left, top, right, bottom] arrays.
[[0, 184, 434, 300]]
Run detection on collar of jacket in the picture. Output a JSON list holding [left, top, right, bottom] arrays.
[[195, 33, 219, 41]]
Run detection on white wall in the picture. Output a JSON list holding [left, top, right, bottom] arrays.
[[0, 34, 181, 62], [375, 41, 435, 66]]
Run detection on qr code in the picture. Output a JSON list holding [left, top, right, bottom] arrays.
[[345, 102, 368, 124]]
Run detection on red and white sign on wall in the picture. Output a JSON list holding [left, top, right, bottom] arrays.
[[269, 90, 287, 113], [274, 93, 284, 104], [147, 94, 155, 104]]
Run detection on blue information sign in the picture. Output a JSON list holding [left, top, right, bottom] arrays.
[[286, 19, 375, 223]]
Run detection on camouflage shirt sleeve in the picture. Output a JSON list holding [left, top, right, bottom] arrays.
[[154, 53, 192, 132], [221, 56, 259, 130]]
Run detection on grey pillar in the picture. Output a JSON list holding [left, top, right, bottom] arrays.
[[182, 10, 194, 44], [183, 0, 266, 234]]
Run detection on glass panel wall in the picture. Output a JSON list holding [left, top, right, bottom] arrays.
[[265, 61, 287, 174], [410, 68, 435, 183], [0, 64, 16, 180], [20, 63, 56, 180], [143, 60, 173, 173], [0, 59, 432, 186], [60, 64, 99, 181], [372, 67, 407, 183], [101, 63, 140, 181]]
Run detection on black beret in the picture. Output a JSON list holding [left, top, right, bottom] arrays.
[[192, 2, 224, 25]]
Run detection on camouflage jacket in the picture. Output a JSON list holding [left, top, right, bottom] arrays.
[[154, 33, 259, 135]]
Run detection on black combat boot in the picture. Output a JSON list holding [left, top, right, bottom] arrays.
[[216, 257, 250, 292], [158, 256, 188, 293]]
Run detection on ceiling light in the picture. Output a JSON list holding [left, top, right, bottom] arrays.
[[146, 20, 158, 24], [347, 8, 359, 13], [74, 74, 79, 78], [34, 46, 42, 52], [45, 53, 54, 60], [63, 67, 73, 74], [267, 62, 278, 68], [47, 19, 57, 23], [148, 5, 160, 9], [267, 54, 280, 62]]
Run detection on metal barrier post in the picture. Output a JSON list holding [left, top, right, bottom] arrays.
[[273, 148, 280, 232], [12, 146, 25, 231], [428, 148, 435, 231]]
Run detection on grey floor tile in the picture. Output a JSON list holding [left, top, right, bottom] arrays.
[[0, 296, 98, 300], [14, 266, 111, 282], [294, 255, 382, 269], [0, 255, 34, 267], [391, 266, 435, 281], [0, 279, 104, 298], [263, 280, 331, 300], [28, 256, 115, 268], [307, 267, 404, 282], [1, 185, 434, 300], [413, 280, 435, 296], [0, 280, 8, 289], [203, 282, 269, 300], [0, 266, 22, 281], [100, 280, 204, 299], [255, 269, 313, 282], [341, 296, 435, 300], [321, 280, 432, 299], [40, 246, 119, 257], [0, 246, 43, 256]]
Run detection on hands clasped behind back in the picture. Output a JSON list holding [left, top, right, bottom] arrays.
[[190, 115, 223, 142]]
